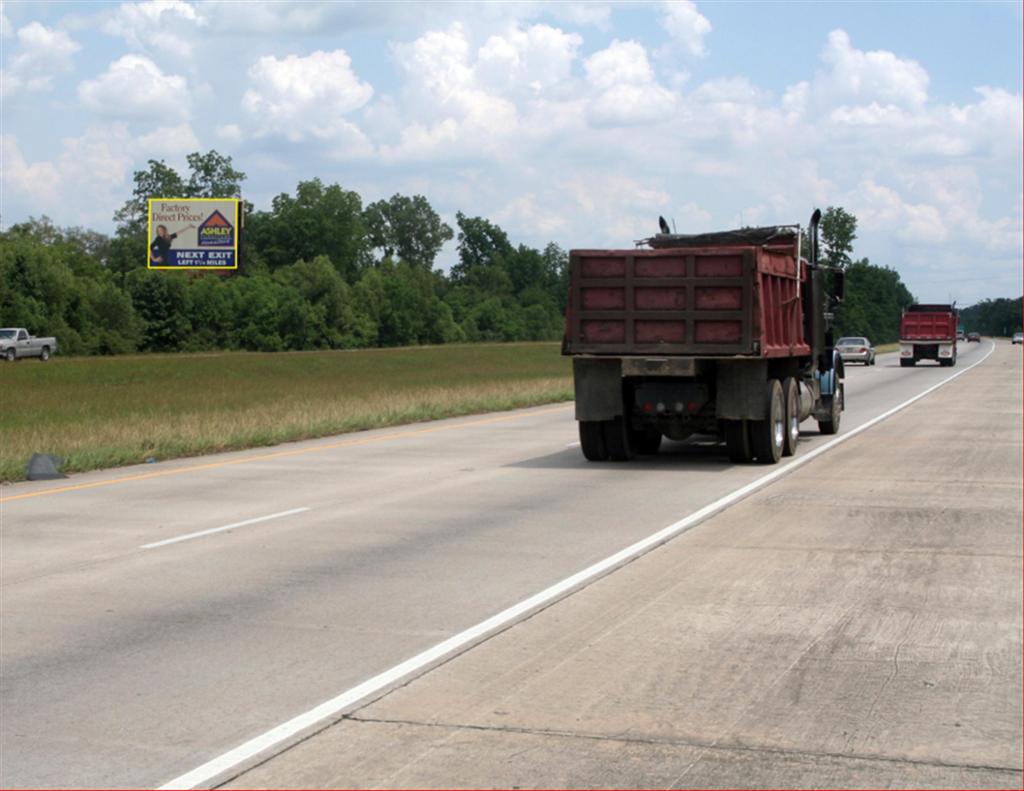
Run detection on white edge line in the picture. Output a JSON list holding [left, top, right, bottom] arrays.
[[158, 341, 996, 790], [141, 508, 311, 549]]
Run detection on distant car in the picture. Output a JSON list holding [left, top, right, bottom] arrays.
[[967, 332, 981, 342], [836, 336, 876, 365], [956, 329, 966, 341], [1013, 332, 1023, 345]]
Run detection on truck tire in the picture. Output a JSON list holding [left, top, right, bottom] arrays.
[[900, 358, 914, 368], [4, 348, 14, 362], [751, 379, 784, 464], [781, 377, 800, 457], [634, 428, 662, 455], [602, 417, 636, 461], [40, 347, 50, 362], [724, 419, 753, 463], [817, 383, 843, 435], [579, 421, 608, 462]]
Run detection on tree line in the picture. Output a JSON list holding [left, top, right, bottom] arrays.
[[0, 152, 568, 355], [959, 298, 1023, 336], [1, 150, 1016, 355]]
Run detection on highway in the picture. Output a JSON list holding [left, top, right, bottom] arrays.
[[1, 340, 1019, 788]]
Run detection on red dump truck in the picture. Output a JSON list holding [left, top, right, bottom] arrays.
[[563, 211, 845, 464], [899, 304, 957, 367]]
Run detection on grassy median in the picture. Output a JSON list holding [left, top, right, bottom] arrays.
[[0, 343, 572, 482]]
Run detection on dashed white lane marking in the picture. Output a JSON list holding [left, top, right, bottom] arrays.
[[141, 508, 311, 549]]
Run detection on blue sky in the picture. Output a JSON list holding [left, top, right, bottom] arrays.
[[2, 0, 1021, 305]]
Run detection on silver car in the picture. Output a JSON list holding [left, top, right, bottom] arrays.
[[837, 336, 876, 365]]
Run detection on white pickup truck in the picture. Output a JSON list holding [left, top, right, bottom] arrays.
[[0, 328, 57, 361]]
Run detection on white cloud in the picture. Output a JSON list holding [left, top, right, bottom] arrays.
[[101, 0, 205, 58], [1, 135, 63, 206], [385, 24, 522, 160], [845, 164, 1021, 262], [393, 25, 475, 103], [215, 123, 242, 142], [564, 171, 679, 241], [2, 122, 201, 227], [546, 2, 612, 29], [948, 86, 1023, 157], [1, 12, 13, 37], [2, 21, 80, 95], [476, 23, 582, 97], [78, 55, 189, 121], [818, 29, 929, 108], [494, 193, 570, 236], [584, 40, 678, 126], [659, 0, 712, 57], [241, 50, 373, 145], [198, 1, 407, 35]]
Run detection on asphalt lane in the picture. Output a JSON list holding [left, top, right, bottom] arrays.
[[0, 341, 998, 787]]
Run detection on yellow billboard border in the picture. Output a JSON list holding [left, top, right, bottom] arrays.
[[147, 198, 240, 271]]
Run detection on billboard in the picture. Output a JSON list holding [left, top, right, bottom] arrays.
[[148, 198, 240, 270]]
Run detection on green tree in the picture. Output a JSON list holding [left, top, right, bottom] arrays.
[[363, 194, 453, 269], [834, 258, 915, 343], [185, 150, 245, 198], [274, 256, 376, 347], [247, 179, 369, 281], [113, 159, 187, 236], [820, 206, 857, 269], [126, 269, 192, 351], [85, 281, 141, 354], [229, 276, 284, 351], [185, 274, 236, 350], [356, 261, 461, 346], [451, 212, 513, 284]]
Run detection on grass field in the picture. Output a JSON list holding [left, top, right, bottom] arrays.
[[0, 343, 572, 482]]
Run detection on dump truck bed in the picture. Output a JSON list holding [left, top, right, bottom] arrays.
[[900, 305, 957, 341], [565, 241, 810, 358]]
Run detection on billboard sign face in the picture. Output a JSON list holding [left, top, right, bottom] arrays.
[[148, 198, 240, 269]]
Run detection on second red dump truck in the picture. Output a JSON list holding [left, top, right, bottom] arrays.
[[899, 304, 958, 367], [563, 210, 845, 464]]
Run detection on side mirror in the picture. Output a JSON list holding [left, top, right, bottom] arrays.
[[833, 270, 845, 302]]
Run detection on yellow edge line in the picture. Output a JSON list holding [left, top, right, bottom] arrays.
[[1, 405, 573, 503]]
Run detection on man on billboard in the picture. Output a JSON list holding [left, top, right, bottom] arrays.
[[150, 223, 195, 264]]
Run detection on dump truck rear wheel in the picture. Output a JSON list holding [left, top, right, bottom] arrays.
[[900, 358, 914, 367], [751, 379, 784, 464], [781, 377, 800, 458], [602, 417, 636, 461], [724, 419, 753, 463], [579, 421, 608, 461]]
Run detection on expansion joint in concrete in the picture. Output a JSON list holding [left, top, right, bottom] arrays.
[[346, 714, 1023, 777]]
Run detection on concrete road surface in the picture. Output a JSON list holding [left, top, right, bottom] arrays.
[[1, 340, 1019, 788]]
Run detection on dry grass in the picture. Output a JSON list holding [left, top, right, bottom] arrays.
[[0, 343, 572, 481]]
